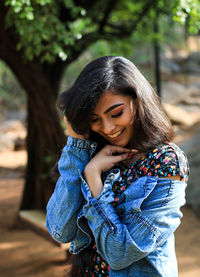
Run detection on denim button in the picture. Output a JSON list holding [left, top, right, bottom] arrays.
[[111, 226, 115, 232], [91, 144, 95, 149]]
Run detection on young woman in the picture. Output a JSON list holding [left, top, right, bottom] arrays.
[[46, 56, 189, 277]]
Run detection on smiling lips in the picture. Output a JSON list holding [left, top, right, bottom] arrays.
[[106, 128, 125, 139]]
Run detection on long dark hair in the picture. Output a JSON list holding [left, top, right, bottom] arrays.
[[59, 56, 174, 276], [59, 56, 174, 152]]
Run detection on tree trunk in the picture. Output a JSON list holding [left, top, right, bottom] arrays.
[[21, 81, 66, 210], [18, 63, 66, 211], [12, 61, 66, 210], [0, 40, 65, 211], [0, 4, 66, 210]]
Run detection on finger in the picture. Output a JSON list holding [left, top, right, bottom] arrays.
[[109, 152, 129, 164], [110, 146, 138, 156], [105, 145, 130, 154], [127, 149, 138, 158]]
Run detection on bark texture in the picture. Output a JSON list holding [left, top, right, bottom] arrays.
[[0, 3, 66, 210]]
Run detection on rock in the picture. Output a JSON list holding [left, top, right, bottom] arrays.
[[0, 133, 14, 151], [0, 120, 26, 152], [188, 51, 200, 62], [161, 57, 181, 75], [162, 81, 192, 104], [163, 103, 200, 127], [189, 83, 200, 96], [181, 52, 200, 74], [0, 120, 25, 133], [180, 131, 200, 217], [3, 110, 26, 122], [180, 96, 200, 106], [184, 76, 200, 87], [182, 60, 200, 74]]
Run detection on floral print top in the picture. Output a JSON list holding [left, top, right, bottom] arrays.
[[86, 143, 189, 277]]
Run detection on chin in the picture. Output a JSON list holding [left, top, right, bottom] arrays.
[[102, 133, 130, 147], [111, 140, 129, 147]]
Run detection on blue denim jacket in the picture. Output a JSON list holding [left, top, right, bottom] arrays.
[[46, 136, 187, 277]]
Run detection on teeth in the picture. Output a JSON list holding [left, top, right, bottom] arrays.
[[107, 130, 123, 138]]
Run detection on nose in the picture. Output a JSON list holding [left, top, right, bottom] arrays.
[[102, 119, 115, 134]]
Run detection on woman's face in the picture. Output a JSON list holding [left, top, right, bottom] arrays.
[[90, 91, 136, 147]]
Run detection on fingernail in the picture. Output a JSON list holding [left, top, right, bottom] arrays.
[[127, 152, 134, 158]]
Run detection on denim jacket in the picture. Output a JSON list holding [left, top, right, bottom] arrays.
[[46, 136, 187, 277]]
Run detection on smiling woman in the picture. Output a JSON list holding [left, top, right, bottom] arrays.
[[46, 56, 189, 277], [59, 57, 174, 151], [90, 92, 135, 147]]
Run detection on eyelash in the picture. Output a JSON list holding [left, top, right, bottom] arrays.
[[112, 110, 124, 118], [92, 110, 124, 122], [92, 118, 99, 123]]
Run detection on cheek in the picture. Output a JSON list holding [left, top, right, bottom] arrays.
[[121, 111, 135, 127], [128, 107, 136, 126], [90, 123, 99, 133]]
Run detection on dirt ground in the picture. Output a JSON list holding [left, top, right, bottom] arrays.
[[0, 149, 200, 277]]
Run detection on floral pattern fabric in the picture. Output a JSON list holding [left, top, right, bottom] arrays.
[[87, 143, 189, 276]]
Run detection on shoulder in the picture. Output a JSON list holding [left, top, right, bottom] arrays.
[[145, 143, 189, 181], [153, 142, 189, 181]]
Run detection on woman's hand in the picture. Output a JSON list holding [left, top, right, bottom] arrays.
[[86, 145, 136, 174], [64, 116, 89, 140], [84, 145, 138, 197]]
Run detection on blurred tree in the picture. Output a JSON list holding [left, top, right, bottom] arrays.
[[0, 0, 199, 210]]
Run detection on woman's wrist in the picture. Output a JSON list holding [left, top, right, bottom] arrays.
[[84, 165, 103, 198]]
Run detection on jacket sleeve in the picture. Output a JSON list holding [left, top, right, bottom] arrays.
[[46, 136, 97, 243], [81, 174, 186, 270]]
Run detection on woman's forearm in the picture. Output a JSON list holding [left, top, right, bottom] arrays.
[[82, 177, 186, 270], [46, 137, 97, 243], [84, 165, 103, 198]]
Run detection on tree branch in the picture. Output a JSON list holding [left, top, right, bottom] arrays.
[[106, 0, 160, 37], [99, 0, 119, 33]]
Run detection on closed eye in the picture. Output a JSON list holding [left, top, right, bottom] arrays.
[[91, 110, 124, 122], [111, 110, 124, 118], [91, 118, 99, 123]]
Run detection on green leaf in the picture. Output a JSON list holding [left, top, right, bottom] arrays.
[[13, 5, 22, 13], [64, 0, 75, 9], [26, 11, 34, 20]]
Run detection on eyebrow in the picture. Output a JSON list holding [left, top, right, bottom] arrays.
[[93, 103, 124, 116]]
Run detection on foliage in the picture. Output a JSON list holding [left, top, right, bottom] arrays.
[[5, 0, 200, 64], [60, 11, 190, 92], [174, 0, 200, 33], [2, 0, 198, 108], [5, 0, 87, 62]]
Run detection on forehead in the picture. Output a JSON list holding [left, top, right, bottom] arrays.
[[93, 91, 132, 114]]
